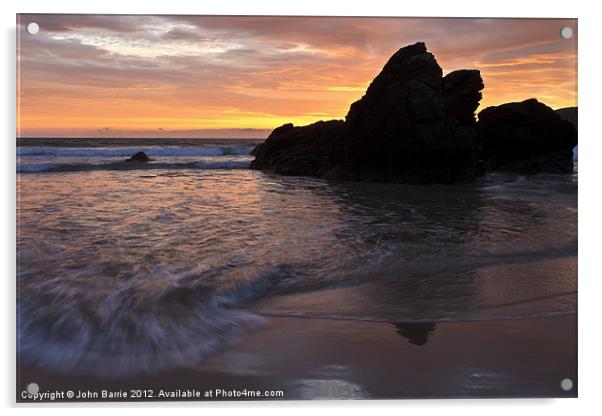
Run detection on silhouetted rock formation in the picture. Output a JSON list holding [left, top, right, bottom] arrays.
[[251, 42, 484, 183], [556, 106, 578, 129], [556, 106, 578, 162], [250, 42, 577, 182], [126, 151, 151, 163], [330, 43, 484, 183], [250, 120, 344, 175], [443, 70, 484, 126], [478, 99, 577, 173]]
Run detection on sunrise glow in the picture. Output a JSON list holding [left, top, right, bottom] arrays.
[[17, 15, 577, 138]]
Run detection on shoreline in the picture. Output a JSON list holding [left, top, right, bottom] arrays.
[[17, 314, 577, 402]]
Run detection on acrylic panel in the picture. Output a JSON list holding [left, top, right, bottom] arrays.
[[16, 14, 578, 402]]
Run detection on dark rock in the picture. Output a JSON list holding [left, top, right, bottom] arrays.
[[478, 99, 577, 173], [249, 143, 264, 157], [251, 42, 576, 182], [249, 120, 344, 176], [251, 42, 485, 184], [125, 151, 151, 163], [329, 43, 484, 183], [443, 70, 484, 126], [556, 107, 578, 161], [556, 106, 578, 129]]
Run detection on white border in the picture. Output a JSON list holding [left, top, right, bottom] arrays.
[[3, 0, 601, 414]]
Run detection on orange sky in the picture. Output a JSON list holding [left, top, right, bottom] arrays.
[[17, 15, 577, 138]]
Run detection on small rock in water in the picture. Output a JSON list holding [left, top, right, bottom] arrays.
[[126, 151, 151, 163]]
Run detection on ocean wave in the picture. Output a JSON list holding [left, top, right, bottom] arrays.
[[16, 265, 292, 377], [17, 159, 251, 173], [18, 301, 265, 378], [18, 145, 253, 158]]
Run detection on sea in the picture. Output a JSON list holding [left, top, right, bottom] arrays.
[[16, 138, 578, 377]]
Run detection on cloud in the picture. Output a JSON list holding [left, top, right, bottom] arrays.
[[18, 14, 147, 33], [17, 15, 577, 137]]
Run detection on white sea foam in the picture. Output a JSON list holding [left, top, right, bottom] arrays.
[[17, 271, 278, 377], [18, 145, 253, 158], [17, 158, 251, 173]]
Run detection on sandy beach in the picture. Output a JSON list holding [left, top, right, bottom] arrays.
[[18, 313, 577, 401]]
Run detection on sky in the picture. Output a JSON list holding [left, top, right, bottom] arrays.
[[17, 15, 577, 138]]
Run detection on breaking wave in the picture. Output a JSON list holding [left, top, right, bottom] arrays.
[[17, 159, 251, 173], [16, 265, 292, 377], [18, 145, 253, 158]]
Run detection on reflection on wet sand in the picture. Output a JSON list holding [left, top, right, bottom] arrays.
[[393, 322, 437, 346]]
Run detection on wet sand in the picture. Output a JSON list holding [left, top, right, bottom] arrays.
[[17, 314, 577, 402]]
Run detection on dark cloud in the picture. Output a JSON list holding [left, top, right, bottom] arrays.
[[160, 28, 218, 42]]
